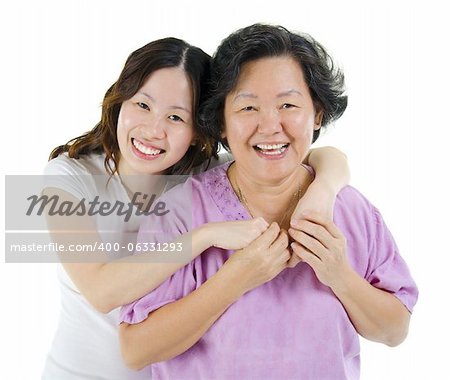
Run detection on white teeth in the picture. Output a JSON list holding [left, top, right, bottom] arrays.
[[256, 144, 289, 156], [255, 143, 288, 156], [261, 148, 286, 155], [132, 139, 162, 155], [256, 143, 286, 150]]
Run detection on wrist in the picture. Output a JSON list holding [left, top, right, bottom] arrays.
[[310, 174, 340, 195], [329, 266, 360, 298], [218, 258, 249, 299], [192, 224, 215, 253]]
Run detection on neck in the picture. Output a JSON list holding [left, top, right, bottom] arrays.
[[228, 162, 313, 228]]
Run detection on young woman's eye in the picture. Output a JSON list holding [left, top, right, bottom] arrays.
[[168, 114, 184, 123], [137, 102, 150, 111]]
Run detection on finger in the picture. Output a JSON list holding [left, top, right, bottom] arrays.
[[251, 217, 270, 232], [287, 254, 302, 268], [322, 220, 344, 240], [253, 216, 269, 228], [276, 249, 291, 266], [253, 222, 280, 248], [289, 229, 327, 260], [292, 210, 342, 239], [289, 220, 332, 249], [291, 242, 321, 266], [270, 230, 289, 252]]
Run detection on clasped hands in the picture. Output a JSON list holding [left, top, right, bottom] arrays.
[[215, 211, 350, 292]]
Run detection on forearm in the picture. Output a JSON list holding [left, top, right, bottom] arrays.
[[306, 146, 350, 192], [332, 268, 411, 346], [70, 228, 213, 313], [119, 266, 242, 370]]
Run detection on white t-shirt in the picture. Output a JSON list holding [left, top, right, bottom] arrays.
[[41, 152, 232, 380]]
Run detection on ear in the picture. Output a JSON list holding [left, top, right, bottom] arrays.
[[314, 110, 324, 130], [220, 129, 227, 139]]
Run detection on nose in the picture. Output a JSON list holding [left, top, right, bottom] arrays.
[[142, 117, 166, 140], [257, 109, 282, 135]]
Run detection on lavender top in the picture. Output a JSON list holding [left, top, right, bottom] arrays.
[[120, 163, 418, 380]]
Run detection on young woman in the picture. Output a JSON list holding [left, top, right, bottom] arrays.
[[42, 37, 350, 379], [118, 25, 418, 379]]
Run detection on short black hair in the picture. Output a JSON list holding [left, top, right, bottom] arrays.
[[199, 23, 347, 146]]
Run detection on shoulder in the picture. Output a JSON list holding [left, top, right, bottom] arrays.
[[151, 162, 233, 230], [333, 186, 379, 248], [335, 185, 377, 219], [44, 152, 108, 176], [163, 163, 230, 204], [43, 153, 113, 200]]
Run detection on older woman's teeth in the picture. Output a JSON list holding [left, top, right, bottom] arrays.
[[255, 143, 288, 155], [132, 139, 162, 155]]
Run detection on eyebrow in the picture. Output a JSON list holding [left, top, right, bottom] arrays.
[[232, 92, 257, 102], [232, 89, 303, 102], [277, 89, 303, 98], [138, 91, 191, 113]]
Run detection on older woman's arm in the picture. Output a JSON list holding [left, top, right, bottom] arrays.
[[327, 267, 410, 346], [120, 265, 241, 370], [289, 211, 411, 346], [119, 223, 290, 369]]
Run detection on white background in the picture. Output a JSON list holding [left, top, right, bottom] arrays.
[[1, 0, 448, 379]]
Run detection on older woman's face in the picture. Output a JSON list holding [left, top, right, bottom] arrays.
[[223, 56, 322, 182]]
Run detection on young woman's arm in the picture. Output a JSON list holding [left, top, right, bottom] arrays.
[[295, 146, 350, 221], [43, 187, 268, 313], [119, 223, 289, 370], [286, 146, 350, 267]]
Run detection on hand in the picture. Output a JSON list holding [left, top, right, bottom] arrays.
[[289, 211, 351, 290], [291, 179, 336, 224], [207, 217, 269, 250], [288, 180, 337, 268], [223, 222, 290, 295]]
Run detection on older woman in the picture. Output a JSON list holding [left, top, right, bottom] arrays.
[[118, 24, 418, 379]]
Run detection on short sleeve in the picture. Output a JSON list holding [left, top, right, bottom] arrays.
[[119, 263, 196, 325], [366, 208, 419, 313], [43, 155, 92, 200]]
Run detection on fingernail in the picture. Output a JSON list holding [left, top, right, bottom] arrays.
[[290, 219, 300, 227]]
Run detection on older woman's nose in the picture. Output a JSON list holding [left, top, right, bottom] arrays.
[[257, 110, 283, 134]]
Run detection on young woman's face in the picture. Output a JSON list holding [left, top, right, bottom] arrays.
[[223, 56, 322, 183], [117, 67, 194, 176]]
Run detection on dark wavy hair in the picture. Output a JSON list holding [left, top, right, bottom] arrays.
[[199, 23, 347, 146], [50, 37, 217, 175]]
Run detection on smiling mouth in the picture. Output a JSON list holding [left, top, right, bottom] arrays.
[[253, 143, 289, 155], [132, 138, 165, 156]]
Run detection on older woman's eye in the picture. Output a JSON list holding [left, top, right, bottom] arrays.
[[168, 114, 184, 123], [241, 106, 256, 112], [137, 102, 150, 111], [281, 103, 296, 109]]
